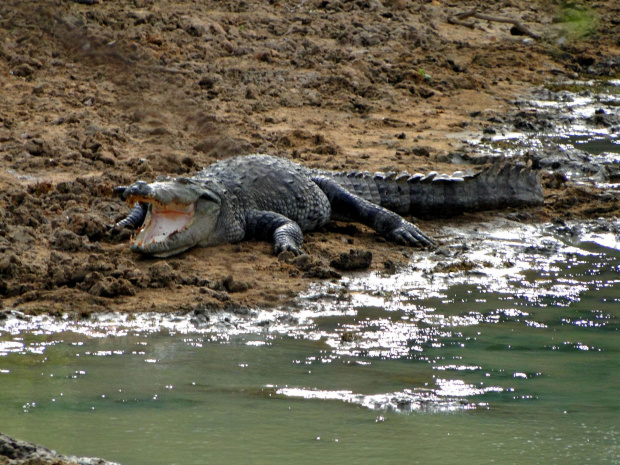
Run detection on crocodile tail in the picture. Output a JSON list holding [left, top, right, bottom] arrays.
[[324, 162, 543, 218]]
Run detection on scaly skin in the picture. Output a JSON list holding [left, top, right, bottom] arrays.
[[115, 154, 542, 257]]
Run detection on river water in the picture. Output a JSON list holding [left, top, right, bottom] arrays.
[[1, 86, 620, 465], [1, 217, 619, 465]]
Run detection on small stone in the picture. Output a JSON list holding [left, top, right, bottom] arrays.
[[147, 34, 164, 46], [330, 249, 372, 271], [245, 84, 259, 99], [223, 275, 251, 293], [51, 228, 83, 252], [8, 226, 35, 245], [97, 150, 116, 165], [289, 253, 312, 271], [412, 146, 431, 157], [24, 140, 43, 155], [383, 259, 397, 272], [434, 247, 452, 257], [10, 64, 34, 77], [198, 75, 220, 89], [32, 83, 49, 95]]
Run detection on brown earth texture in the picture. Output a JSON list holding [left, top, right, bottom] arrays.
[[1, 0, 619, 317]]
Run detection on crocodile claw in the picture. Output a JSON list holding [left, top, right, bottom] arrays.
[[386, 223, 435, 248], [274, 241, 304, 256]]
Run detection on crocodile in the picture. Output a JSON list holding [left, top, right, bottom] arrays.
[[114, 154, 543, 258]]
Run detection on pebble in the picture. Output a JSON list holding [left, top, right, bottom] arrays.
[[10, 64, 35, 77]]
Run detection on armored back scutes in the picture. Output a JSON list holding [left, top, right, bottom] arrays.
[[315, 161, 543, 218]]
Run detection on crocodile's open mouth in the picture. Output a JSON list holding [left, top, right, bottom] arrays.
[[126, 196, 196, 247]]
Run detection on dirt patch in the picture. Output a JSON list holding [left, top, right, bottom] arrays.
[[1, 0, 619, 315]]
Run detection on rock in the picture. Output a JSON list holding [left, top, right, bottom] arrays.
[[0, 129, 13, 143], [198, 74, 221, 89], [284, 253, 343, 279], [223, 275, 252, 293], [383, 259, 397, 273], [10, 64, 35, 77], [414, 86, 436, 99], [0, 432, 121, 465], [88, 276, 135, 298], [330, 249, 372, 271], [148, 262, 178, 288], [32, 83, 49, 95], [67, 213, 107, 241], [24, 140, 43, 155], [193, 135, 253, 158], [181, 17, 226, 37], [51, 228, 83, 252], [7, 226, 35, 245], [97, 149, 116, 166], [411, 146, 432, 157], [128, 10, 152, 25], [303, 266, 342, 279], [0, 253, 19, 277]]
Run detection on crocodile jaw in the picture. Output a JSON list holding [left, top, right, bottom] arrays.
[[126, 196, 206, 257], [130, 198, 194, 246], [119, 177, 224, 257]]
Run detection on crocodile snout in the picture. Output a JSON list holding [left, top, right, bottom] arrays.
[[114, 181, 151, 201]]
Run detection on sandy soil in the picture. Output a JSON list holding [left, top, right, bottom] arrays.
[[0, 0, 619, 316]]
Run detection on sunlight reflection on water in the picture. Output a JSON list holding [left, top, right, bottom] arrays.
[[2, 218, 618, 416], [1, 219, 619, 465]]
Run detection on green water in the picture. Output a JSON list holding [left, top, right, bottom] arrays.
[[1, 227, 619, 464], [564, 134, 620, 155]]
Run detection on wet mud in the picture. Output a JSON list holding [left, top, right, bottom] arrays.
[[0, 0, 619, 316]]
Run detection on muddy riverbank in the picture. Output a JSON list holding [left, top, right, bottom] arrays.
[[1, 0, 619, 316]]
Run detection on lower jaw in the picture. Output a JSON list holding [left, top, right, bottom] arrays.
[[129, 241, 191, 258]]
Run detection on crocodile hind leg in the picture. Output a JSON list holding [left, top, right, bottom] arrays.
[[311, 176, 435, 247], [245, 210, 305, 255]]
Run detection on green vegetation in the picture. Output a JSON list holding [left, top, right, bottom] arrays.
[[552, 1, 598, 38], [418, 68, 432, 80]]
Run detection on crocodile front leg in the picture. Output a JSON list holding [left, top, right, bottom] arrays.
[[112, 202, 148, 230], [312, 176, 435, 247], [245, 210, 305, 255]]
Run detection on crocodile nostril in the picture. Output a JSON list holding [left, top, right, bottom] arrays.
[[113, 186, 128, 196]]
